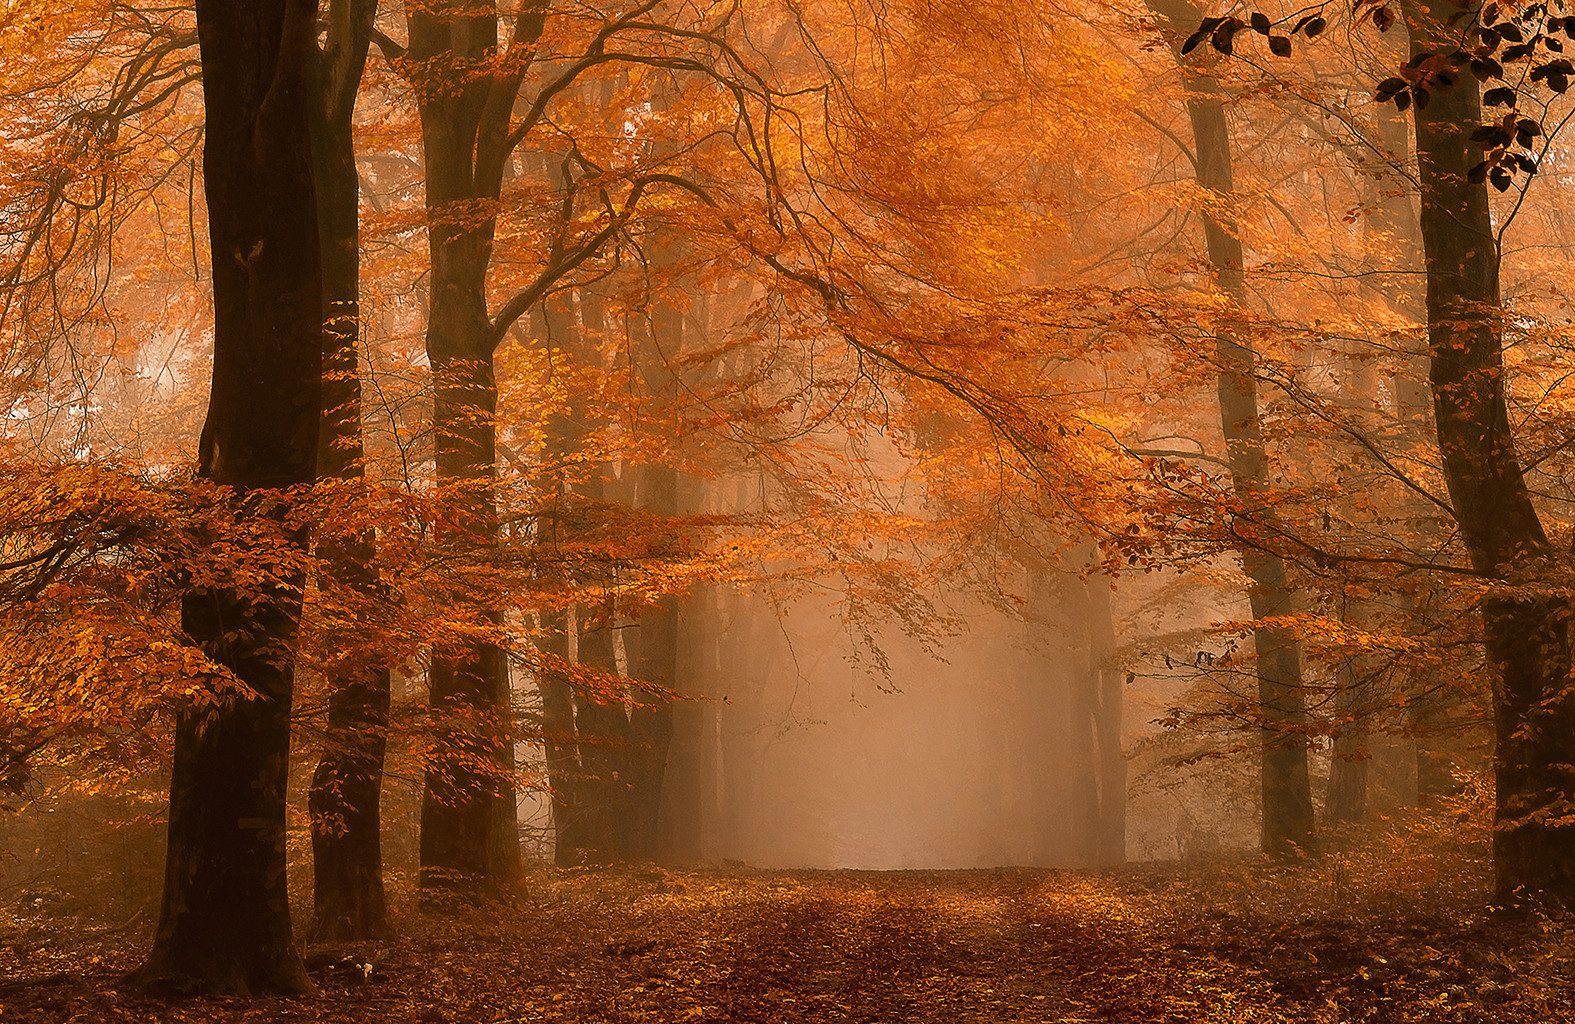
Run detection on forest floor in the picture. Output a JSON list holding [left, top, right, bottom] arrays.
[[5, 856, 1575, 1023]]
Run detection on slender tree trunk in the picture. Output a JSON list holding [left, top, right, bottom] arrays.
[[568, 288, 631, 861], [538, 606, 588, 865], [305, 0, 390, 941], [616, 244, 692, 861], [1022, 559, 1101, 865], [657, 571, 716, 865], [130, 0, 320, 995], [1366, 83, 1457, 808], [537, 288, 620, 865], [1152, 0, 1316, 854], [1086, 572, 1126, 864], [624, 473, 679, 861], [1402, 0, 1575, 905]]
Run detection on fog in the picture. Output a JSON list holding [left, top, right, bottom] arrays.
[[9, 0, 1575, 1014]]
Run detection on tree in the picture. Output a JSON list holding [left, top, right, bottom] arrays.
[[1151, 0, 1316, 856], [129, 0, 321, 994], [1398, 0, 1575, 905], [306, 0, 390, 940], [371, 1, 836, 885], [1204, 0, 1575, 903]]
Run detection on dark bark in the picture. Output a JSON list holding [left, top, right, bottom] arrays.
[[1326, 656, 1370, 825], [419, 345, 520, 888], [1025, 558, 1123, 867], [130, 0, 320, 996], [566, 284, 632, 863], [623, 478, 678, 862], [621, 278, 686, 862], [537, 290, 621, 865], [537, 606, 589, 864], [526, 302, 585, 866], [655, 562, 719, 865], [1365, 80, 1458, 809], [1152, 0, 1316, 855], [406, 5, 527, 891], [1401, 0, 1575, 905], [305, 0, 391, 942]]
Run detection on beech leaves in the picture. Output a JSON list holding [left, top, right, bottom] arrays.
[[1193, 0, 1574, 192]]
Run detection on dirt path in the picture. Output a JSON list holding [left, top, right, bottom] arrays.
[[4, 866, 1573, 1023]]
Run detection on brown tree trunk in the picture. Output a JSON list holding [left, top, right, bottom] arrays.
[[1402, 0, 1575, 905], [409, 4, 522, 891], [538, 606, 588, 865], [1326, 653, 1370, 825], [537, 288, 621, 865], [1152, 0, 1316, 855], [129, 0, 320, 995], [419, 337, 520, 888], [656, 555, 718, 865], [1085, 572, 1126, 864], [528, 297, 586, 866], [624, 470, 679, 861], [621, 281, 685, 862], [1366, 81, 1457, 809], [305, 0, 391, 942]]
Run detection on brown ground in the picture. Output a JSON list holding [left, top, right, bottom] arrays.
[[4, 862, 1574, 1023]]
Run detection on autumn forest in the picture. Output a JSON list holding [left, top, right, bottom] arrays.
[[6, 0, 1575, 1020]]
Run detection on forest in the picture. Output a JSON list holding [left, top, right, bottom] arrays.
[[5, 0, 1575, 1020]]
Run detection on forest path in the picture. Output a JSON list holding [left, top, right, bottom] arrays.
[[5, 863, 1574, 1022]]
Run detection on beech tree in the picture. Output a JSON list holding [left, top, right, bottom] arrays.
[[129, 0, 322, 994], [1151, 0, 1316, 855], [1201, 0, 1575, 902], [306, 0, 389, 939]]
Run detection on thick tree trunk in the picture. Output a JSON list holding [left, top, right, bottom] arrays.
[[1402, 0, 1575, 905], [420, 336, 520, 888], [305, 0, 390, 941], [1152, 0, 1316, 855], [130, 0, 320, 995], [407, 3, 523, 892]]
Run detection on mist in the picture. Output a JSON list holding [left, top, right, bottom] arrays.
[[6, 0, 1575, 1019]]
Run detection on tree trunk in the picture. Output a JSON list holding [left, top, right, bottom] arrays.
[[1366, 79, 1457, 809], [622, 284, 685, 863], [538, 606, 589, 865], [656, 572, 717, 865], [1402, 0, 1575, 905], [130, 0, 320, 995], [305, 0, 390, 942], [1326, 655, 1370, 825], [624, 478, 679, 862], [420, 336, 521, 888], [409, 4, 521, 891], [537, 288, 620, 865], [1086, 572, 1126, 864], [1151, 0, 1316, 855]]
